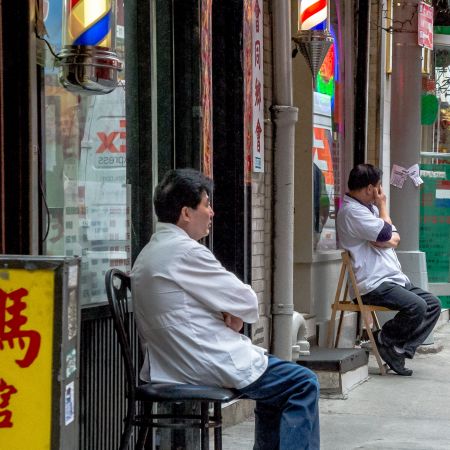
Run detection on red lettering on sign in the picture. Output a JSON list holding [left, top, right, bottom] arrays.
[[0, 288, 41, 368], [119, 119, 127, 153], [254, 0, 261, 32], [96, 123, 127, 154], [254, 40, 261, 69], [96, 132, 120, 153], [255, 119, 262, 152], [0, 378, 17, 428], [254, 78, 262, 110]]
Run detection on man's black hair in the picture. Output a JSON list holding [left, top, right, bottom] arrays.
[[347, 163, 382, 191], [154, 168, 213, 223]]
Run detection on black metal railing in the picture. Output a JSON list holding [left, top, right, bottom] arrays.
[[79, 305, 140, 450]]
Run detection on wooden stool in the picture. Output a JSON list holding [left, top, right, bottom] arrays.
[[327, 251, 394, 375]]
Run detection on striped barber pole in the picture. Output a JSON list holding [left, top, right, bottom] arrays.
[[67, 0, 112, 47], [298, 0, 327, 31]]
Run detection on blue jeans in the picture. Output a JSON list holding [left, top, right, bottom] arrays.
[[237, 355, 320, 450], [362, 282, 441, 358]]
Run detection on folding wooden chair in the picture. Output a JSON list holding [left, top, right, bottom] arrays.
[[327, 251, 394, 375]]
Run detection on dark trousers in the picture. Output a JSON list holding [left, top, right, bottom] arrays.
[[237, 355, 320, 450], [361, 282, 441, 358]]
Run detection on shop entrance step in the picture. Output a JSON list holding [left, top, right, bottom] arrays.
[[296, 347, 369, 398]]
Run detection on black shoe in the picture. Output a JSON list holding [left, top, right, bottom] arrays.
[[378, 344, 413, 376]]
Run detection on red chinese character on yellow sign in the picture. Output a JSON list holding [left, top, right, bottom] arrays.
[[0, 378, 18, 428], [0, 288, 41, 368]]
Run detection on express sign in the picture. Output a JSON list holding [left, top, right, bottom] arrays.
[[94, 119, 126, 168]]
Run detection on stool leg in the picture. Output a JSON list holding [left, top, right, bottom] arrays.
[[120, 399, 136, 450], [200, 401, 210, 450], [328, 260, 348, 347], [213, 402, 222, 450], [348, 261, 387, 376], [335, 310, 345, 347], [136, 401, 153, 450], [371, 310, 382, 330], [136, 426, 150, 450], [327, 306, 338, 348], [363, 311, 386, 375]]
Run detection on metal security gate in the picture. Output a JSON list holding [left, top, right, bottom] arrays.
[[79, 306, 140, 450]]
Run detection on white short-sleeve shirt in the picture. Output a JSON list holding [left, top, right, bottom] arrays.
[[336, 195, 409, 295], [131, 222, 268, 389]]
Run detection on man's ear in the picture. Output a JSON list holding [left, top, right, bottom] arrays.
[[179, 206, 191, 223]]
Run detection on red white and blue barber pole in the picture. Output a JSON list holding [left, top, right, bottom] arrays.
[[293, 0, 333, 86], [56, 0, 122, 94], [298, 0, 327, 31]]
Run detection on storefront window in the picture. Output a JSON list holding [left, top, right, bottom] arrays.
[[42, 0, 129, 305], [313, 5, 343, 251]]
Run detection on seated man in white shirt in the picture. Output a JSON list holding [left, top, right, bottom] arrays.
[[336, 164, 441, 376], [131, 168, 320, 450]]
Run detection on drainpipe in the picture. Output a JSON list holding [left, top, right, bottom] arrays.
[[270, 0, 298, 360]]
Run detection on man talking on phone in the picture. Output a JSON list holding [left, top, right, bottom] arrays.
[[336, 164, 441, 376]]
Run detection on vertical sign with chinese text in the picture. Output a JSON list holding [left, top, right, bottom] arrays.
[[0, 269, 54, 450], [252, 0, 264, 173], [244, 0, 264, 179], [418, 1, 433, 50], [244, 0, 253, 183]]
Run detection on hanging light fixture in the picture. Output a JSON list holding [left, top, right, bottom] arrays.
[[56, 0, 123, 95], [292, 0, 333, 87]]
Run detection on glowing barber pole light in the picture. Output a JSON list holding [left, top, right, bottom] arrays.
[[293, 0, 333, 87], [298, 0, 327, 31], [57, 0, 122, 94], [65, 0, 112, 47]]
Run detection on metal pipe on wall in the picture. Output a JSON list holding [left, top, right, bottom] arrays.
[[270, 0, 298, 360]]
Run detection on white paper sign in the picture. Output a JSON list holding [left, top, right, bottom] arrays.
[[65, 381, 75, 426], [390, 164, 409, 188], [390, 163, 424, 188], [407, 163, 424, 187]]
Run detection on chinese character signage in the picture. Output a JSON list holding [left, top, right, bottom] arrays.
[[0, 257, 80, 450], [244, 0, 264, 178], [418, 1, 433, 50], [252, 0, 264, 173], [0, 268, 54, 449]]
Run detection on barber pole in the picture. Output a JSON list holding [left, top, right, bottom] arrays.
[[293, 0, 333, 86], [57, 0, 122, 94], [298, 0, 327, 31], [66, 0, 112, 47]]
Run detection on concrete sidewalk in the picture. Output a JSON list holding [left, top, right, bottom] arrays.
[[220, 321, 450, 450]]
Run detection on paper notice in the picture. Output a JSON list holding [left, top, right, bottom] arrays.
[[407, 163, 424, 187], [390, 163, 424, 188], [390, 164, 409, 188]]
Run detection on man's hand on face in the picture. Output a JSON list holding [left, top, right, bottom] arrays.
[[373, 184, 387, 208], [222, 312, 244, 332]]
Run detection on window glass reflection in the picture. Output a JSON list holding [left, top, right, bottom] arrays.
[[43, 0, 129, 305]]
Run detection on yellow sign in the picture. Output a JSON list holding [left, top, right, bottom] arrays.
[[0, 269, 55, 450]]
